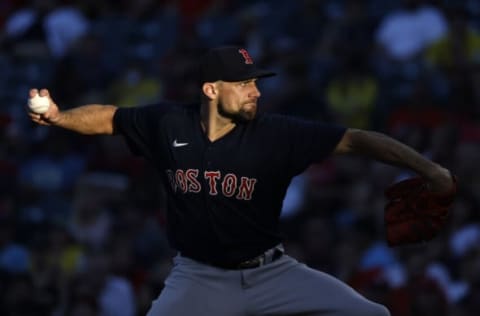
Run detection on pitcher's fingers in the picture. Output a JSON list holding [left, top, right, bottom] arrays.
[[39, 89, 50, 98], [35, 120, 50, 126], [28, 112, 41, 120], [29, 89, 39, 98], [29, 115, 50, 126], [43, 111, 52, 120]]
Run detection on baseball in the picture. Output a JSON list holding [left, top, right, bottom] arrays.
[[28, 94, 50, 114]]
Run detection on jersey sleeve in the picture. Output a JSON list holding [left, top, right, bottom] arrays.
[[113, 104, 167, 160], [281, 116, 346, 175]]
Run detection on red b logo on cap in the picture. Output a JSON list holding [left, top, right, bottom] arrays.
[[238, 49, 253, 64]]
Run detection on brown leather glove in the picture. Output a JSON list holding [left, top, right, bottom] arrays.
[[384, 176, 457, 247]]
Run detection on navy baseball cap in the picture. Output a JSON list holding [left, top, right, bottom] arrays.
[[200, 46, 276, 83]]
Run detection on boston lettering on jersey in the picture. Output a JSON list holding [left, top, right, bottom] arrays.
[[165, 169, 257, 200]]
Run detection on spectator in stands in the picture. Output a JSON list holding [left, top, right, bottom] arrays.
[[325, 54, 379, 129], [375, 0, 447, 62], [2, 0, 89, 58]]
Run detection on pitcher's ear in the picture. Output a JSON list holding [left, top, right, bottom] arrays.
[[202, 82, 217, 99]]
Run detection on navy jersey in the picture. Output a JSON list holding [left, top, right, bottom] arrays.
[[113, 102, 346, 266]]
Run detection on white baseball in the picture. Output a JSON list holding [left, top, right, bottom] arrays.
[[28, 94, 50, 114]]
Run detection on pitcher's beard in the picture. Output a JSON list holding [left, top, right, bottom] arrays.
[[218, 104, 257, 123]]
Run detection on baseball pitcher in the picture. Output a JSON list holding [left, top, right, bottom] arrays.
[[28, 46, 456, 316]]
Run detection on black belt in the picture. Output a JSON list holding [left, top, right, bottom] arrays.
[[182, 244, 284, 270], [235, 245, 284, 269]]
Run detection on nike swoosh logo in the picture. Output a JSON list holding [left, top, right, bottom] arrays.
[[172, 139, 189, 147]]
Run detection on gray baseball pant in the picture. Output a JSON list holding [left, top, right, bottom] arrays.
[[146, 254, 390, 316]]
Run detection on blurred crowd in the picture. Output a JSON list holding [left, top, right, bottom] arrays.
[[1, 0, 480, 315]]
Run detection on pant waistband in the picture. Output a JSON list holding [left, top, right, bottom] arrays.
[[235, 244, 284, 270], [181, 244, 285, 270]]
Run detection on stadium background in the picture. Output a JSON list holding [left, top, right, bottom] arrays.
[[1, 0, 480, 315]]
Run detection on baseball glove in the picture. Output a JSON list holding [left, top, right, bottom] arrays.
[[384, 176, 457, 247]]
